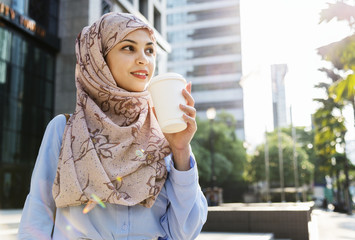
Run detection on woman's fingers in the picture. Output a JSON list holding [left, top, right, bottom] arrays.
[[183, 113, 197, 130], [180, 104, 196, 118], [182, 88, 195, 107], [186, 82, 192, 94]]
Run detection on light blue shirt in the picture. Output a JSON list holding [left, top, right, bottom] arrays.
[[18, 115, 208, 240]]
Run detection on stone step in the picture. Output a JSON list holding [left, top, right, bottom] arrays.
[[0, 224, 18, 240], [0, 209, 22, 240], [197, 232, 274, 240]]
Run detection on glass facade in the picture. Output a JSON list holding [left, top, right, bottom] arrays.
[[167, 6, 239, 25], [0, 0, 58, 209], [167, 0, 245, 140], [28, 0, 59, 36]]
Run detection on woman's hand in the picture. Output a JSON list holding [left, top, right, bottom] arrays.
[[164, 82, 197, 171]]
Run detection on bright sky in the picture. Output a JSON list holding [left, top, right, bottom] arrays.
[[239, 0, 354, 151]]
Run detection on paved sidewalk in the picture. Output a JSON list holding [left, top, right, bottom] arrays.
[[311, 209, 355, 240], [0, 209, 21, 240], [197, 232, 274, 240]]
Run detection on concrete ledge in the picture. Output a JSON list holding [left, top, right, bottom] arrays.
[[203, 202, 313, 240], [197, 232, 274, 240]]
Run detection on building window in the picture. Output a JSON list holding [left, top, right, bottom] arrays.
[[139, 0, 148, 19], [28, 0, 59, 36], [11, 0, 27, 14], [154, 7, 161, 34], [102, 0, 112, 14]]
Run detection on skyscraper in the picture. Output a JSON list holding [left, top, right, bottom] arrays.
[[271, 64, 288, 129], [166, 0, 244, 140]]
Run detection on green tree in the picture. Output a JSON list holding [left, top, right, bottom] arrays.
[[315, 1, 355, 214], [246, 129, 314, 188], [191, 111, 248, 201], [318, 1, 355, 125]]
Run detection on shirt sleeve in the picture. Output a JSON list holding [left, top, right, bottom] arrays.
[[17, 115, 66, 240], [160, 152, 208, 240]]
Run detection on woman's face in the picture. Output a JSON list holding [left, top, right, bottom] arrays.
[[105, 29, 156, 92]]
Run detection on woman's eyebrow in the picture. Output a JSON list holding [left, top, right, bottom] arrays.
[[120, 39, 154, 46], [120, 39, 136, 44]]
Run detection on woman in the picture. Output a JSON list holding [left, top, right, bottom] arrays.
[[18, 12, 208, 240]]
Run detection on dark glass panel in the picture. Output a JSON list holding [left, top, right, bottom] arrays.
[[102, 0, 111, 14], [0, 61, 7, 85], [49, 0, 59, 17], [45, 53, 54, 81], [29, 0, 59, 35], [139, 0, 148, 18], [154, 8, 161, 34], [44, 81, 53, 109], [0, 27, 12, 62], [10, 35, 23, 67], [5, 97, 23, 132], [10, 66, 24, 100], [1, 130, 19, 163]]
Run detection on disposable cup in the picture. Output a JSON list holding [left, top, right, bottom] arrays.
[[148, 72, 187, 133]]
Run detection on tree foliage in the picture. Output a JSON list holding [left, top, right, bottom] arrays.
[[319, 1, 355, 29], [314, 1, 354, 212], [191, 112, 247, 188], [318, 1, 355, 126], [245, 129, 314, 187]]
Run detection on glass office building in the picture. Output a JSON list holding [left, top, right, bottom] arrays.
[[167, 0, 245, 140], [0, 0, 59, 208]]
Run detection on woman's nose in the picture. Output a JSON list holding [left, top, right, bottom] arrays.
[[136, 51, 149, 65]]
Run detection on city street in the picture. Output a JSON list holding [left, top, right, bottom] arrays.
[[1, 208, 355, 239], [311, 209, 355, 240]]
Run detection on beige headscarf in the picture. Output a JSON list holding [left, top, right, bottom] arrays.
[[52, 12, 170, 208]]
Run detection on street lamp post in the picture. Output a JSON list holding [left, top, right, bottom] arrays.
[[206, 108, 216, 188]]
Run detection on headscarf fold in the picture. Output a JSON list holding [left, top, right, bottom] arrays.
[[52, 12, 170, 208]]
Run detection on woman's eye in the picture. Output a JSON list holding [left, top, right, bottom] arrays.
[[146, 48, 155, 54], [122, 46, 134, 51]]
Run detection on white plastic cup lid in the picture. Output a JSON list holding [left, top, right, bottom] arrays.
[[148, 72, 186, 89]]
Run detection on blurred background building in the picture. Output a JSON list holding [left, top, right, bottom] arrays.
[[271, 64, 288, 129], [166, 0, 245, 140], [0, 0, 169, 209], [0, 0, 59, 209]]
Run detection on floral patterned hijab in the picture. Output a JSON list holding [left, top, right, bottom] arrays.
[[52, 12, 170, 208]]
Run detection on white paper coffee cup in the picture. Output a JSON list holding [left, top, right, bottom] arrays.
[[148, 72, 187, 133]]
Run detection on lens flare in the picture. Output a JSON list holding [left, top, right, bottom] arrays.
[[83, 200, 97, 214], [91, 193, 106, 208], [135, 149, 145, 157], [82, 194, 106, 214]]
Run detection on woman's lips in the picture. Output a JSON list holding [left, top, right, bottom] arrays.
[[131, 70, 148, 79]]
